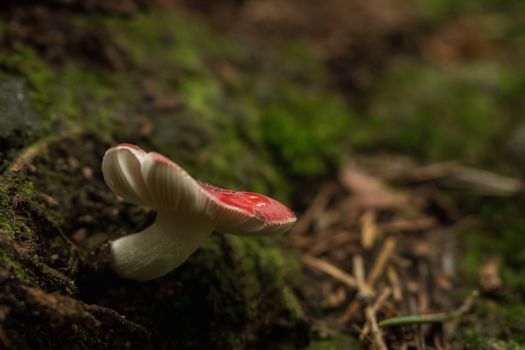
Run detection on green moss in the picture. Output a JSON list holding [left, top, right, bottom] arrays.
[[108, 12, 355, 199], [0, 45, 54, 91], [456, 301, 525, 349], [352, 60, 524, 170], [18, 180, 35, 196], [155, 235, 308, 349], [0, 179, 33, 240], [0, 177, 63, 286], [0, 251, 33, 283], [260, 90, 351, 177], [48, 65, 130, 134], [459, 196, 525, 284], [454, 195, 525, 347], [0, 171, 82, 290], [0, 45, 137, 140], [70, 324, 104, 349], [417, 0, 525, 21]]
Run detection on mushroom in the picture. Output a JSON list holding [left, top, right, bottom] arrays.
[[102, 144, 297, 281]]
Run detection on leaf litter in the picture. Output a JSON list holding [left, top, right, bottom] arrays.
[[287, 155, 521, 349]]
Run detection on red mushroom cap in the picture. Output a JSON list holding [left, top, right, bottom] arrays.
[[197, 181, 296, 235]]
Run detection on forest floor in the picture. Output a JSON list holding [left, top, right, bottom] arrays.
[[288, 157, 519, 349], [0, 0, 524, 349], [184, 1, 525, 348]]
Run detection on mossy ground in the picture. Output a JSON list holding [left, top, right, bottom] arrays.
[[0, 127, 311, 348], [107, 13, 353, 199], [0, 4, 355, 349], [350, 60, 524, 169]]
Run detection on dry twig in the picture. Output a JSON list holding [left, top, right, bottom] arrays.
[[353, 255, 387, 350], [301, 254, 357, 288], [367, 238, 397, 287], [387, 266, 403, 302], [361, 211, 377, 249], [360, 288, 392, 341], [353, 255, 373, 298], [308, 230, 359, 256]]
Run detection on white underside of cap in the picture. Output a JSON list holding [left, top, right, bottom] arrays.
[[102, 146, 153, 207]]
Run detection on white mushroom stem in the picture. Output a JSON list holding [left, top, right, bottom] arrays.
[[110, 210, 214, 281]]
